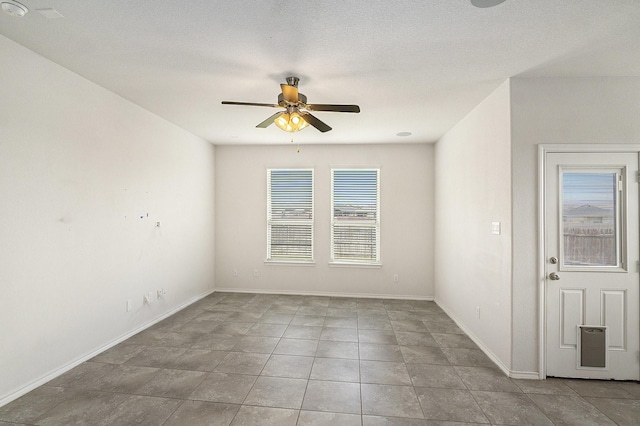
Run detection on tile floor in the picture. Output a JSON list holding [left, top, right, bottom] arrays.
[[1, 292, 639, 425]]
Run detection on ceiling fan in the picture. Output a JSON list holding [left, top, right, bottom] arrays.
[[221, 77, 360, 133]]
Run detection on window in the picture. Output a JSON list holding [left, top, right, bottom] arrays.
[[561, 170, 620, 268], [331, 168, 380, 264], [267, 169, 313, 262]]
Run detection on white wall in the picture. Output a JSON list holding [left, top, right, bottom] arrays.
[[215, 143, 434, 298], [0, 35, 216, 403], [510, 77, 640, 374], [434, 80, 512, 371]]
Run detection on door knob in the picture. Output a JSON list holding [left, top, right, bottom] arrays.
[[549, 272, 560, 281]]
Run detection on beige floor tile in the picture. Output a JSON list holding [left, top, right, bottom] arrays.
[[214, 352, 270, 375], [8, 292, 633, 426], [360, 360, 412, 385], [298, 410, 361, 425], [315, 341, 359, 359], [95, 395, 182, 426], [302, 380, 361, 414], [135, 368, 208, 399], [406, 364, 465, 389], [243, 376, 307, 409], [310, 357, 360, 382], [414, 387, 488, 423], [273, 338, 318, 356], [31, 391, 129, 426], [261, 354, 313, 379], [163, 400, 240, 426], [0, 386, 77, 424], [231, 336, 279, 354], [527, 394, 616, 425], [472, 391, 553, 425], [230, 405, 299, 426], [454, 366, 521, 393], [189, 372, 257, 404], [586, 397, 640, 425], [283, 325, 323, 340], [361, 384, 424, 419]]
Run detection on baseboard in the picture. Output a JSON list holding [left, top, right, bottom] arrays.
[[510, 370, 543, 380], [214, 287, 434, 301], [0, 288, 215, 408], [434, 298, 540, 380]]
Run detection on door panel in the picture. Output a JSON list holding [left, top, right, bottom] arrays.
[[560, 289, 584, 347], [602, 290, 626, 350], [545, 152, 639, 380]]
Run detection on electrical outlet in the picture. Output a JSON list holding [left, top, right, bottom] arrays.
[[253, 269, 259, 277], [143, 294, 151, 305], [476, 306, 481, 319], [126, 299, 133, 312], [157, 289, 163, 298], [233, 269, 238, 277], [393, 274, 399, 283]]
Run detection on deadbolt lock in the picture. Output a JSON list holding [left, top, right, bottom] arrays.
[[549, 257, 558, 264]]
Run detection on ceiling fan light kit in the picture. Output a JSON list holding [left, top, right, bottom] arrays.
[[222, 76, 360, 133], [275, 110, 309, 132]]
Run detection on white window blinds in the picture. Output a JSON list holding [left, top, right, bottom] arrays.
[[331, 169, 380, 264], [267, 169, 314, 261]]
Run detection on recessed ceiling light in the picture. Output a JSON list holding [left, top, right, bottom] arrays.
[[1, 1, 28, 17], [471, 0, 507, 8], [396, 132, 412, 137]]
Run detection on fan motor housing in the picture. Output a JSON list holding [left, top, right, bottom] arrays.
[[278, 92, 307, 106]]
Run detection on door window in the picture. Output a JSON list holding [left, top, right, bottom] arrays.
[[560, 170, 622, 269]]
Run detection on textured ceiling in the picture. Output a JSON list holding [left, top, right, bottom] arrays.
[[1, 0, 639, 145]]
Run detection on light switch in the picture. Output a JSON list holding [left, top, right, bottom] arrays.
[[491, 221, 501, 235]]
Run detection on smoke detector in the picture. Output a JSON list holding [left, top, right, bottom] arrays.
[[1, 1, 28, 17]]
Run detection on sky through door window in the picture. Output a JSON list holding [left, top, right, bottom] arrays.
[[331, 169, 380, 264], [267, 169, 313, 261]]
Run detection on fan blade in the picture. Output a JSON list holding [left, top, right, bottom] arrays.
[[300, 112, 332, 133], [222, 101, 281, 108], [256, 111, 284, 128], [280, 84, 299, 103], [306, 104, 360, 113]]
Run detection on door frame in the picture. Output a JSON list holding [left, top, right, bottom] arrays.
[[537, 144, 640, 379]]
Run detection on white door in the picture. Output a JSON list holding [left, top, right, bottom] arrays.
[[545, 151, 639, 380]]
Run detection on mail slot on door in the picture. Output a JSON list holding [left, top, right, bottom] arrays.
[[580, 326, 606, 368]]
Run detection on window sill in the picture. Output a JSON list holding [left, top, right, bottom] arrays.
[[329, 262, 382, 269], [265, 260, 316, 266]]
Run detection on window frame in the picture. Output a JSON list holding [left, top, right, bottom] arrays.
[[266, 168, 315, 263], [559, 167, 625, 272], [330, 168, 381, 266]]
